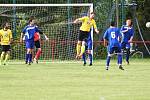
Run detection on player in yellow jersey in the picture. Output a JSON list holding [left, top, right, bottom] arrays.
[[74, 12, 99, 58], [0, 22, 13, 65]]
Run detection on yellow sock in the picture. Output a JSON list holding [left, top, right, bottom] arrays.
[[80, 45, 85, 55], [0, 52, 5, 64], [4, 53, 9, 63], [76, 44, 81, 55]]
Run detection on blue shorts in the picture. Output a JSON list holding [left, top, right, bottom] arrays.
[[121, 42, 130, 49], [25, 39, 34, 49], [107, 46, 121, 54]]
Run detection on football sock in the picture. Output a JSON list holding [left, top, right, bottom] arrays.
[[35, 49, 42, 60], [89, 54, 92, 64], [76, 43, 81, 55], [0, 52, 5, 64], [106, 56, 111, 67], [80, 45, 85, 55], [4, 53, 9, 63], [82, 53, 86, 64], [118, 54, 122, 65], [26, 53, 29, 62], [29, 54, 32, 63]]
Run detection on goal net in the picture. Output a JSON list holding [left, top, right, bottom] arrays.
[[0, 4, 93, 62]]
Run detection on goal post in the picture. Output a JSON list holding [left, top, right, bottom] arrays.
[[0, 3, 94, 61]]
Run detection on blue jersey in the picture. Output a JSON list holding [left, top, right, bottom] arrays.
[[120, 25, 134, 43], [103, 27, 121, 48], [22, 25, 40, 40]]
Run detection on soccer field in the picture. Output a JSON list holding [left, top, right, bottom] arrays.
[[0, 59, 150, 100]]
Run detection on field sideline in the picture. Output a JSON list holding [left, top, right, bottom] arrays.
[[0, 59, 150, 100]]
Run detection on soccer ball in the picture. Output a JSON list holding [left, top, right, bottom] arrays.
[[146, 22, 150, 28]]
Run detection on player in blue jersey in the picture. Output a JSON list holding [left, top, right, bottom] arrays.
[[82, 30, 93, 66], [20, 17, 41, 65], [120, 19, 134, 65], [103, 21, 124, 70]]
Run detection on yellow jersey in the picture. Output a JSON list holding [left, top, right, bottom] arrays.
[[0, 29, 12, 45], [79, 16, 97, 32]]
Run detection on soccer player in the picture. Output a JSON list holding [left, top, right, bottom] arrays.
[[82, 30, 93, 66], [20, 17, 41, 65], [74, 12, 99, 58], [0, 22, 12, 65], [33, 32, 48, 63], [103, 21, 124, 70], [120, 19, 134, 64]]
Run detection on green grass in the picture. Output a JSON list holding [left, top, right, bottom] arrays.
[[0, 59, 150, 100]]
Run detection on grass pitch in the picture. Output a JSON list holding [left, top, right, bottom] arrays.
[[0, 59, 150, 100]]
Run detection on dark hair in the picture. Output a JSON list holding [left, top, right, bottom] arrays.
[[110, 21, 115, 26], [2, 22, 9, 28], [28, 16, 35, 23]]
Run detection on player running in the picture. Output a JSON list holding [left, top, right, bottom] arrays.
[[103, 21, 124, 70], [20, 17, 42, 65], [74, 12, 99, 58], [82, 30, 93, 66], [120, 18, 134, 65], [0, 22, 13, 65]]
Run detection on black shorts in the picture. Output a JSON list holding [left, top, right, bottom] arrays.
[[78, 30, 89, 41], [34, 40, 41, 48], [2, 45, 11, 52]]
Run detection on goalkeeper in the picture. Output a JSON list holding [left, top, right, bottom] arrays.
[[74, 12, 99, 58], [33, 32, 49, 63], [0, 22, 13, 65]]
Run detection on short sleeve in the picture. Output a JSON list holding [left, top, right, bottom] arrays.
[[78, 16, 86, 22], [93, 20, 97, 29], [9, 30, 13, 39], [103, 30, 108, 40]]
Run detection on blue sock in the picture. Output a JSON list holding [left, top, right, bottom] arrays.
[[29, 54, 32, 63], [89, 54, 92, 64], [106, 56, 111, 66], [82, 53, 86, 64], [126, 54, 129, 62], [118, 54, 122, 65], [26, 54, 29, 62]]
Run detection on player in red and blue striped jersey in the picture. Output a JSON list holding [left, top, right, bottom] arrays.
[[120, 19, 134, 65], [20, 17, 41, 65], [103, 21, 124, 70]]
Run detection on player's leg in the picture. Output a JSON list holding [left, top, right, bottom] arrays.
[[0, 45, 6, 65], [87, 40, 92, 66], [3, 45, 11, 65], [82, 52, 86, 66], [79, 32, 88, 58], [126, 43, 130, 65], [116, 47, 124, 70], [34, 40, 41, 63], [76, 31, 83, 58], [106, 47, 113, 70]]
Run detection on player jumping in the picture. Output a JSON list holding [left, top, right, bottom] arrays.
[[103, 21, 124, 70], [120, 18, 134, 65], [0, 22, 13, 65], [74, 12, 99, 59]]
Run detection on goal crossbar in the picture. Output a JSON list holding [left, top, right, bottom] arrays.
[[0, 4, 93, 7]]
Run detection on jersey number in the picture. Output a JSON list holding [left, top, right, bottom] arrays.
[[111, 32, 116, 39]]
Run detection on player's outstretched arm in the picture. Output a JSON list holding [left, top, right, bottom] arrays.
[[73, 18, 80, 24], [104, 39, 107, 47], [95, 28, 99, 34]]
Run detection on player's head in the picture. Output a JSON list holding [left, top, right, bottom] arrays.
[[126, 18, 132, 26], [2, 22, 10, 30], [110, 21, 115, 27], [90, 12, 95, 19], [29, 16, 36, 25]]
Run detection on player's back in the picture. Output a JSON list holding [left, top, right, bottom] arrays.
[[105, 27, 121, 48]]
